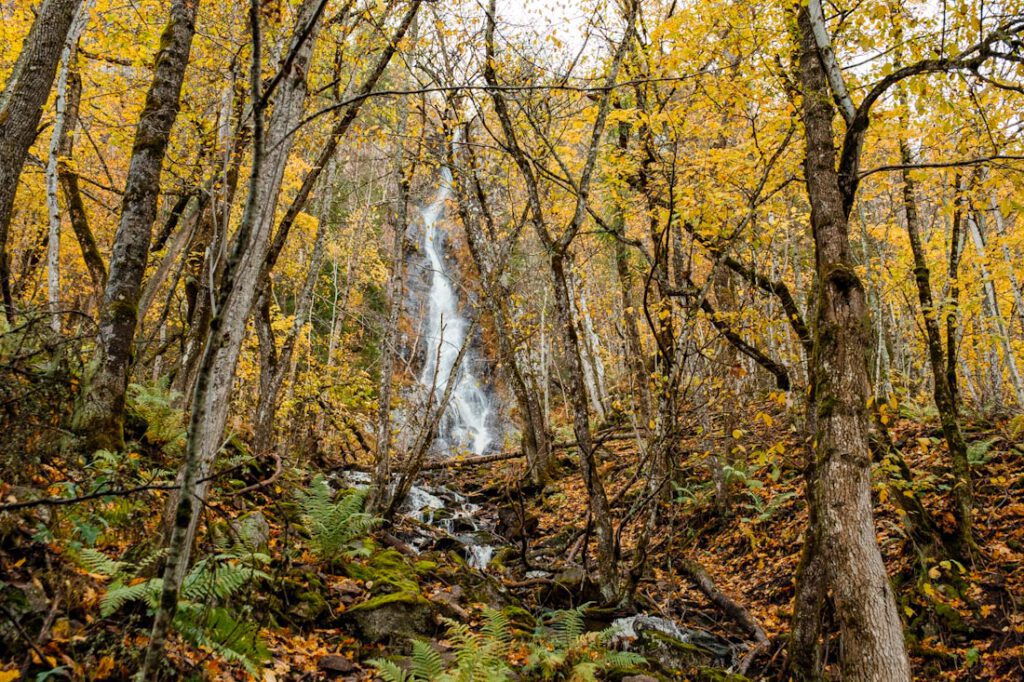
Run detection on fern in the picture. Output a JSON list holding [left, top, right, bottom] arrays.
[[408, 640, 446, 680], [77, 547, 128, 576], [372, 617, 513, 681], [481, 608, 512, 654], [371, 605, 650, 681], [548, 604, 587, 648], [76, 548, 268, 673], [296, 475, 380, 562], [967, 437, 1000, 465], [126, 381, 186, 453], [368, 658, 411, 682], [175, 604, 269, 675]]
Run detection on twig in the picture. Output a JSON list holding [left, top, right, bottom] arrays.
[[0, 460, 254, 511], [228, 453, 283, 497]]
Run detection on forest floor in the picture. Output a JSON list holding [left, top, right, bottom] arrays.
[[1, 394, 1023, 680]]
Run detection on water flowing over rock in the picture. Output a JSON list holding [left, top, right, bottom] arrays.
[[415, 166, 495, 456]]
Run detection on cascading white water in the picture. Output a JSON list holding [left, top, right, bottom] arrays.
[[417, 167, 494, 455]]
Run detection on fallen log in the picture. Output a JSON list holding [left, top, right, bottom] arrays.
[[422, 450, 526, 470], [422, 428, 642, 470]]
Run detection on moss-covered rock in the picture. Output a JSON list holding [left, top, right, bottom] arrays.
[[346, 591, 436, 642]]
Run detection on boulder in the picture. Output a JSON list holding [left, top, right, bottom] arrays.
[[346, 591, 436, 643]]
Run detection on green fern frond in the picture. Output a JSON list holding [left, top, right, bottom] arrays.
[[549, 604, 587, 647], [481, 608, 511, 649], [568, 661, 600, 682], [368, 658, 410, 682], [598, 650, 647, 670], [175, 605, 268, 675], [296, 477, 380, 562], [100, 580, 155, 617], [409, 640, 446, 680], [77, 548, 128, 577]]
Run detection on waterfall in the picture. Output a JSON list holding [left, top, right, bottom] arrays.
[[417, 167, 494, 456]]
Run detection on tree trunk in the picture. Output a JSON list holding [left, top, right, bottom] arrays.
[[899, 141, 976, 558], [448, 134, 551, 483], [967, 208, 1024, 407], [73, 0, 199, 452], [175, 114, 249, 406], [946, 179, 964, 407], [789, 7, 911, 681], [141, 1, 328, 673], [45, 1, 92, 332], [52, 61, 107, 304], [253, 183, 330, 452], [0, 0, 84, 321], [551, 251, 618, 601]]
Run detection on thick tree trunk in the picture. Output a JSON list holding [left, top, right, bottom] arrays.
[[0, 0, 84, 321], [789, 7, 911, 681], [73, 0, 199, 452], [899, 141, 976, 558]]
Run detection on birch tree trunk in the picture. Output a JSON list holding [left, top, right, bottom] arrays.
[[968, 209, 1024, 407], [45, 1, 92, 333], [73, 0, 199, 452]]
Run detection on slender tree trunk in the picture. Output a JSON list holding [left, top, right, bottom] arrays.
[[45, 1, 92, 332], [449, 139, 551, 483], [73, 0, 199, 452], [968, 208, 1024, 407], [0, 0, 84, 321], [605, 122, 652, 423], [50, 59, 106, 299], [570, 265, 609, 423], [789, 7, 911, 681], [141, 2, 327, 674], [899, 141, 976, 558], [551, 251, 618, 601], [946, 179, 964, 407], [176, 118, 249, 406], [253, 184, 330, 452], [712, 265, 740, 511], [368, 87, 414, 516]]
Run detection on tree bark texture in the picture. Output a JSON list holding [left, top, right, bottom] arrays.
[[74, 0, 199, 452], [0, 0, 84, 321], [789, 7, 911, 681]]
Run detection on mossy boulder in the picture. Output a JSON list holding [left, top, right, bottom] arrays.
[[340, 549, 437, 642], [346, 591, 436, 642]]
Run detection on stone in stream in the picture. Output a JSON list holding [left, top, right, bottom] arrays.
[[607, 615, 738, 675]]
